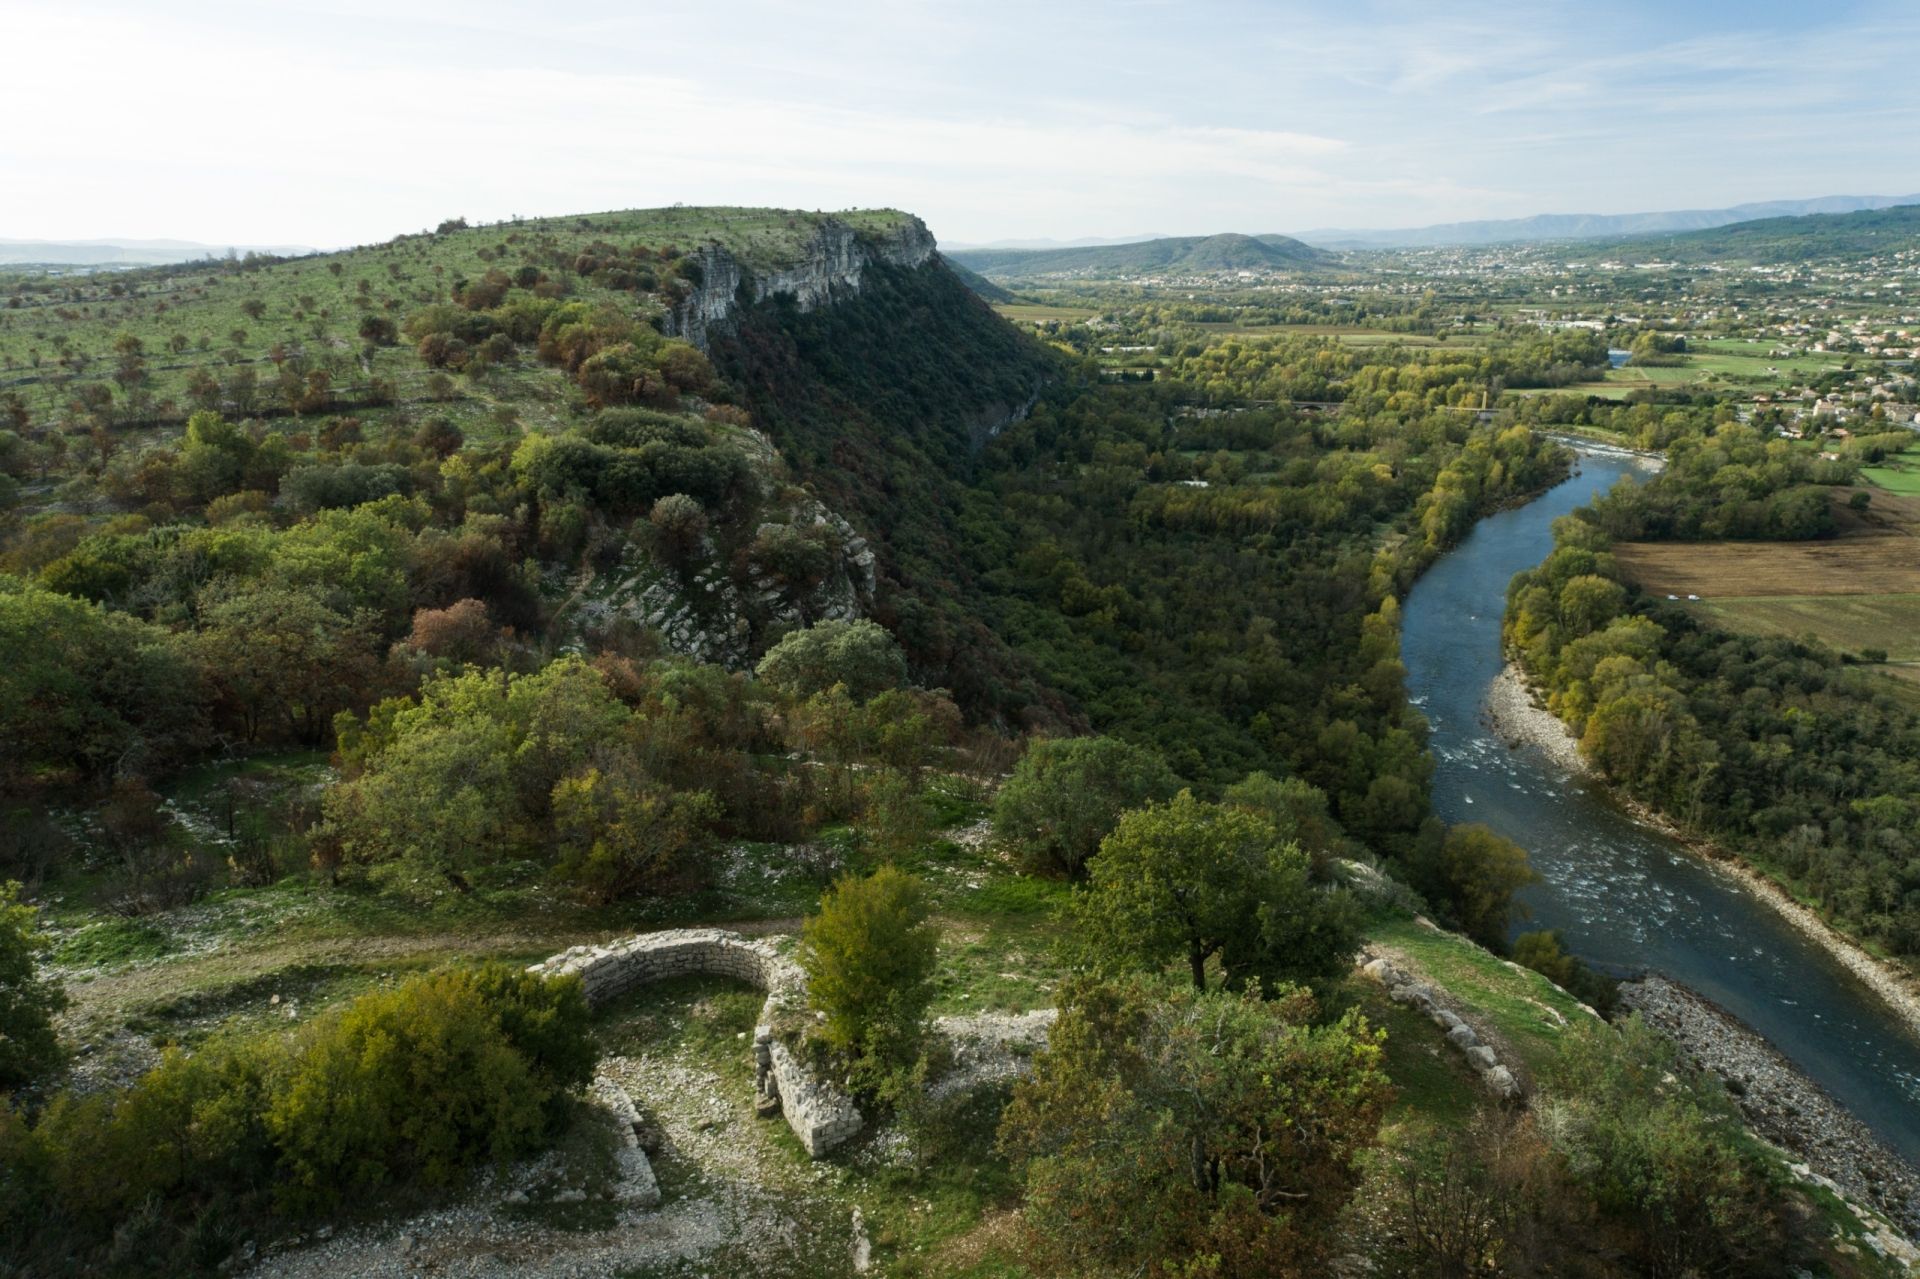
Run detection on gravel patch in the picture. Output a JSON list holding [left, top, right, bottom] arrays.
[[929, 1008, 1055, 1100]]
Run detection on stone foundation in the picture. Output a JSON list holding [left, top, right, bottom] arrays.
[[529, 928, 863, 1156]]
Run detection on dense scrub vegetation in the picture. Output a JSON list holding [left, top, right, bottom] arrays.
[[1, 965, 591, 1274]]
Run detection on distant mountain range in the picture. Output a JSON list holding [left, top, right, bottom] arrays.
[[948, 232, 1334, 279], [1295, 194, 1920, 249], [0, 237, 320, 266]]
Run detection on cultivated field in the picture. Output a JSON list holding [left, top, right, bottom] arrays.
[[1613, 487, 1920, 597], [990, 301, 1099, 323], [1614, 488, 1920, 685], [1689, 595, 1920, 661]]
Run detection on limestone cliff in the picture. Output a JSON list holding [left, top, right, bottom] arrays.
[[664, 216, 939, 350]]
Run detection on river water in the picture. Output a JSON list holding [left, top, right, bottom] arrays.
[[1400, 443, 1920, 1163]]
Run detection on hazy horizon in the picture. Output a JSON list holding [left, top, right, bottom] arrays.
[[7, 0, 1920, 248]]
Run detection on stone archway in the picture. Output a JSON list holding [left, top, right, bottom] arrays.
[[528, 928, 863, 1155]]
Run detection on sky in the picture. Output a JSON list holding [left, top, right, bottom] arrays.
[[4, 0, 1920, 248]]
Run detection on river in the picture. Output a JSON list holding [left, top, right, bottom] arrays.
[[1400, 442, 1920, 1164]]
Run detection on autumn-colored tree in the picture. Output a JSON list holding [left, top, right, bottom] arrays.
[[403, 598, 499, 666]]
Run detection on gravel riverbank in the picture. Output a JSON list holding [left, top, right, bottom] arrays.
[[1623, 974, 1920, 1248], [1484, 662, 1920, 1047]]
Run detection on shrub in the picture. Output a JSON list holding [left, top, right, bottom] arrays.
[[799, 866, 937, 1082], [0, 881, 66, 1091], [1511, 929, 1618, 1014], [38, 1039, 274, 1222], [999, 977, 1389, 1278], [266, 966, 589, 1210], [1547, 1018, 1785, 1274]]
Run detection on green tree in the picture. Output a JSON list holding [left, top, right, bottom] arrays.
[[1222, 771, 1352, 875], [326, 658, 634, 888], [756, 618, 907, 703], [646, 492, 707, 571], [194, 584, 381, 745], [550, 764, 718, 905], [1069, 790, 1361, 991], [799, 866, 937, 1079], [0, 882, 66, 1091], [326, 715, 514, 889], [0, 577, 203, 785], [999, 977, 1390, 1278], [992, 735, 1180, 878], [1410, 823, 1539, 951]]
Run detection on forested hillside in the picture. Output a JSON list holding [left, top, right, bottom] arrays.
[[1577, 201, 1920, 264]]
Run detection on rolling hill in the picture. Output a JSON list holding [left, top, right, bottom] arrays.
[[949, 231, 1335, 279], [1571, 202, 1920, 264], [1299, 193, 1920, 249]]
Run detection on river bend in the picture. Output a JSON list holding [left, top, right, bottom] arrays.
[[1401, 445, 1920, 1162]]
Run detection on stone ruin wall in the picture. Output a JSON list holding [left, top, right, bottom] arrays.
[[528, 927, 863, 1156]]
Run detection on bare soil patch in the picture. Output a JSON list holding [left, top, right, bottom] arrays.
[[1612, 536, 1920, 598]]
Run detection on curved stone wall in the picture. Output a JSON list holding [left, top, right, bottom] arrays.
[[528, 928, 863, 1156]]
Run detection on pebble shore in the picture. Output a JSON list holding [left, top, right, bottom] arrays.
[[1623, 974, 1920, 1243], [1486, 662, 1920, 1248]]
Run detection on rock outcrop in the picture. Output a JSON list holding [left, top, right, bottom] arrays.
[[665, 217, 939, 350], [572, 488, 877, 671], [528, 928, 863, 1157]]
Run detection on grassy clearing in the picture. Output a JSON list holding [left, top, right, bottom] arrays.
[[1336, 977, 1483, 1128], [1862, 449, 1920, 496]]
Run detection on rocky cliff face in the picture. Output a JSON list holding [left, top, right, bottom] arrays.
[[665, 216, 939, 349]]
